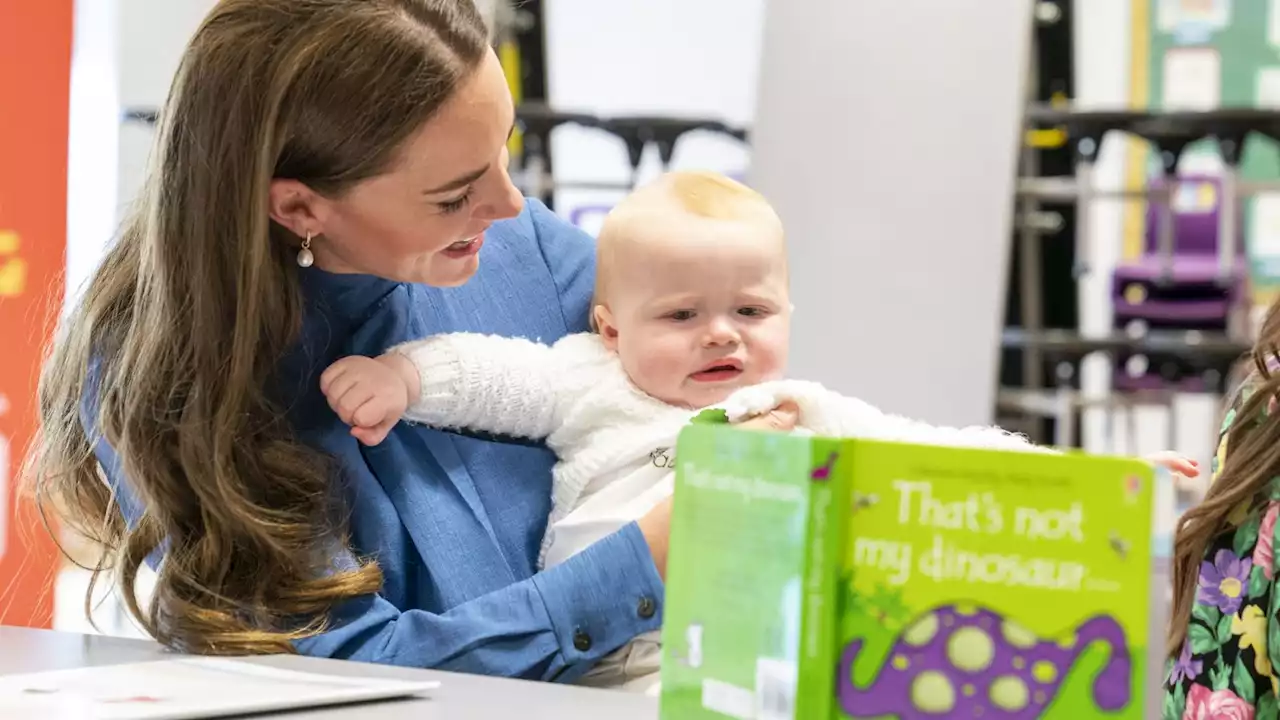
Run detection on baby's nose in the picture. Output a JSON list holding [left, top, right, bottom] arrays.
[[703, 319, 740, 346]]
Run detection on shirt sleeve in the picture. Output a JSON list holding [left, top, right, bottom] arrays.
[[1163, 383, 1280, 719], [294, 521, 664, 680]]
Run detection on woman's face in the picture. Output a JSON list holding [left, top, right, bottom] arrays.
[[277, 50, 525, 286]]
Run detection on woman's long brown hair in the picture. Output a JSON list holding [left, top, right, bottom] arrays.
[[24, 0, 487, 655], [1168, 301, 1280, 656]]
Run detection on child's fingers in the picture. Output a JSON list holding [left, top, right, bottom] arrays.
[[1146, 451, 1201, 478], [334, 385, 376, 425], [324, 371, 363, 409], [320, 358, 358, 396], [351, 418, 398, 447], [351, 396, 390, 429], [351, 426, 378, 446]]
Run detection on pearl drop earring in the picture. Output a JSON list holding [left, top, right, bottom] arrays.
[[297, 232, 315, 268]]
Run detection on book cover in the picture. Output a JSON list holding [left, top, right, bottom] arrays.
[[834, 441, 1156, 720], [660, 424, 1160, 720], [660, 423, 845, 719]]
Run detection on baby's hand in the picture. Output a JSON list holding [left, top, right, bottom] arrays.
[[1144, 451, 1201, 480], [320, 355, 414, 446], [720, 380, 827, 424]]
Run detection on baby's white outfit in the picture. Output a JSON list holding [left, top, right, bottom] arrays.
[[392, 332, 1049, 692]]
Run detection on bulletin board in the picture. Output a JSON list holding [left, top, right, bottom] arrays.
[[1126, 0, 1280, 305], [0, 0, 74, 628]]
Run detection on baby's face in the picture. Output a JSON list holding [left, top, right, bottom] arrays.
[[595, 219, 790, 409]]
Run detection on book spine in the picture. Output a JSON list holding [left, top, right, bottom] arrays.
[[794, 441, 847, 719]]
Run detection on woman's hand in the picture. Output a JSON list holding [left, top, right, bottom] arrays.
[[638, 401, 800, 580], [637, 496, 673, 580]]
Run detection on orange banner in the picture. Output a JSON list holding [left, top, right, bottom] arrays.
[[0, 0, 74, 627]]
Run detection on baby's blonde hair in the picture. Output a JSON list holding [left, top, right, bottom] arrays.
[[591, 171, 784, 330]]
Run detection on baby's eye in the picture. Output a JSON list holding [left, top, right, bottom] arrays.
[[668, 310, 696, 322], [737, 306, 768, 317]]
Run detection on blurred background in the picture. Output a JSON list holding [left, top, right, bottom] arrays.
[[0, 0, 1271, 637]]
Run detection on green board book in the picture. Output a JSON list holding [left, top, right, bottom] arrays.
[[660, 423, 1164, 720]]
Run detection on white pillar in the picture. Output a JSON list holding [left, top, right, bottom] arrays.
[[749, 0, 1034, 427]]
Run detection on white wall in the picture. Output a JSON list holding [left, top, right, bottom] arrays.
[[115, 0, 216, 217], [64, 0, 119, 313], [749, 0, 1032, 428], [542, 0, 763, 234]]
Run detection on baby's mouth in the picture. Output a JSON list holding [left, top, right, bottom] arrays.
[[690, 359, 744, 383]]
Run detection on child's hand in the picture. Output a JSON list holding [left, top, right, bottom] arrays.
[[1144, 451, 1201, 479], [320, 355, 415, 446]]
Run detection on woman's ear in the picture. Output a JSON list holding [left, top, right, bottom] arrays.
[[268, 179, 324, 238], [594, 305, 620, 350]]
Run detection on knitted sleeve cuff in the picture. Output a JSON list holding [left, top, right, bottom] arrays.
[[390, 336, 467, 428]]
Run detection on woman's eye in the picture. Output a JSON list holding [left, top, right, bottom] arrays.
[[438, 188, 473, 214]]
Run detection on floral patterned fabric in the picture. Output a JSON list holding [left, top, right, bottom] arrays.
[[1164, 388, 1280, 720]]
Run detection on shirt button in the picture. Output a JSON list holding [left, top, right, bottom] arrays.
[[637, 596, 657, 620], [572, 629, 593, 652]]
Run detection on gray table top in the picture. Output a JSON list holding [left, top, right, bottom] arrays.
[[0, 626, 658, 719]]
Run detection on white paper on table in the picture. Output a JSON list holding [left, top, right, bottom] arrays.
[[0, 657, 438, 720], [1162, 47, 1221, 110]]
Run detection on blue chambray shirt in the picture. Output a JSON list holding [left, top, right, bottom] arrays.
[[88, 199, 664, 681]]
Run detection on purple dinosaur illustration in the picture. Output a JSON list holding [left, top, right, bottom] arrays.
[[837, 604, 1130, 719]]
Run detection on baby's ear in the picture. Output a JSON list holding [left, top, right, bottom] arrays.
[[593, 305, 620, 349]]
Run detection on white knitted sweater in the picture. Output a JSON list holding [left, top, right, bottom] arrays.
[[391, 332, 1049, 569]]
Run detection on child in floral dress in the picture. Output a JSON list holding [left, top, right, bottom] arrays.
[[1165, 344, 1280, 719]]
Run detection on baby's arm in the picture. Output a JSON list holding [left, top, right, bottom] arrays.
[[722, 380, 1054, 453], [321, 333, 600, 445], [722, 381, 1203, 478], [388, 332, 601, 440]]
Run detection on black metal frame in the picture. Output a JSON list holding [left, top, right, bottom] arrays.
[[999, 0, 1078, 442]]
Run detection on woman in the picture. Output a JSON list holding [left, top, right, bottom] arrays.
[[28, 0, 795, 681], [1165, 307, 1280, 717]]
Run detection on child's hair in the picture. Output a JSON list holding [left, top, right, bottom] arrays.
[[1168, 301, 1280, 657], [590, 171, 784, 330]]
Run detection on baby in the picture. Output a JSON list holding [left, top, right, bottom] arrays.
[[319, 171, 1196, 692]]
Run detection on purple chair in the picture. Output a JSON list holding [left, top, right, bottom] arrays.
[[1112, 174, 1247, 392]]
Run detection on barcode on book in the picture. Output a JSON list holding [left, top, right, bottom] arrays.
[[755, 657, 797, 720]]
